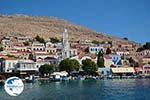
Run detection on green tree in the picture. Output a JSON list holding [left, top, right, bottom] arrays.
[[0, 47, 3, 51], [23, 41, 30, 46], [6, 54, 17, 58], [82, 59, 98, 74], [143, 42, 150, 49], [39, 38, 45, 43], [108, 41, 113, 47], [123, 37, 128, 40], [106, 47, 111, 54], [39, 64, 55, 77], [136, 47, 144, 52], [50, 37, 60, 43], [59, 58, 80, 73], [35, 35, 40, 41], [137, 42, 150, 52], [128, 57, 139, 67], [92, 40, 100, 44], [101, 41, 105, 44], [35, 35, 45, 43], [84, 47, 89, 53], [70, 59, 80, 71], [129, 57, 134, 64], [97, 49, 105, 67], [28, 54, 35, 60]]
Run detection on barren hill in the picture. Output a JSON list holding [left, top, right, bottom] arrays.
[[0, 14, 136, 45]]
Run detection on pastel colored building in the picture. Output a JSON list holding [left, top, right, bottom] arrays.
[[112, 54, 122, 65], [142, 64, 150, 75]]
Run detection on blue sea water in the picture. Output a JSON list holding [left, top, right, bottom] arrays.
[[0, 79, 150, 100]]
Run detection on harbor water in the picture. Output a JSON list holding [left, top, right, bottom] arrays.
[[0, 79, 150, 100]]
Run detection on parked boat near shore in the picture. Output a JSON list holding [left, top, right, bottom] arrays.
[[49, 71, 69, 81], [25, 75, 35, 83]]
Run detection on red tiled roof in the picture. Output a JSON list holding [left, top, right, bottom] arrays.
[[2, 57, 17, 60], [104, 55, 112, 59], [78, 53, 96, 59], [35, 53, 50, 55]]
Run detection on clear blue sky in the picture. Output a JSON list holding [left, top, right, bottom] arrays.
[[0, 0, 150, 43]]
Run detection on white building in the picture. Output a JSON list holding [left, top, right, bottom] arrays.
[[45, 42, 53, 48], [89, 46, 104, 54], [136, 50, 150, 57], [116, 51, 130, 56], [31, 42, 45, 51], [0, 58, 18, 73], [17, 36, 31, 43], [69, 48, 78, 57], [17, 60, 37, 72], [45, 47, 57, 54], [34, 51, 53, 60], [0, 58, 38, 74], [12, 46, 31, 52], [1, 38, 10, 47]]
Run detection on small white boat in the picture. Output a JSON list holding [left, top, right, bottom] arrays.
[[25, 75, 34, 83]]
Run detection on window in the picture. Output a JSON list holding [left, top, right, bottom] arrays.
[[73, 51, 76, 54], [13, 63, 15, 67], [65, 52, 67, 56], [24, 64, 25, 69], [37, 65, 39, 68], [95, 48, 97, 51], [8, 62, 11, 68]]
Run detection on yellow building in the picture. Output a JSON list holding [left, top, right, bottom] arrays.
[[142, 57, 150, 64]]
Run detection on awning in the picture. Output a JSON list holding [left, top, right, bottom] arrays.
[[111, 67, 135, 73], [20, 72, 27, 74], [51, 71, 68, 76]]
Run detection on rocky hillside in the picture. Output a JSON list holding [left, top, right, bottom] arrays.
[[0, 14, 137, 45]]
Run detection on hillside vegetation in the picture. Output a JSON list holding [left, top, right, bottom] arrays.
[[0, 14, 137, 46]]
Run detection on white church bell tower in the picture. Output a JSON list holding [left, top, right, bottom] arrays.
[[62, 29, 70, 59]]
